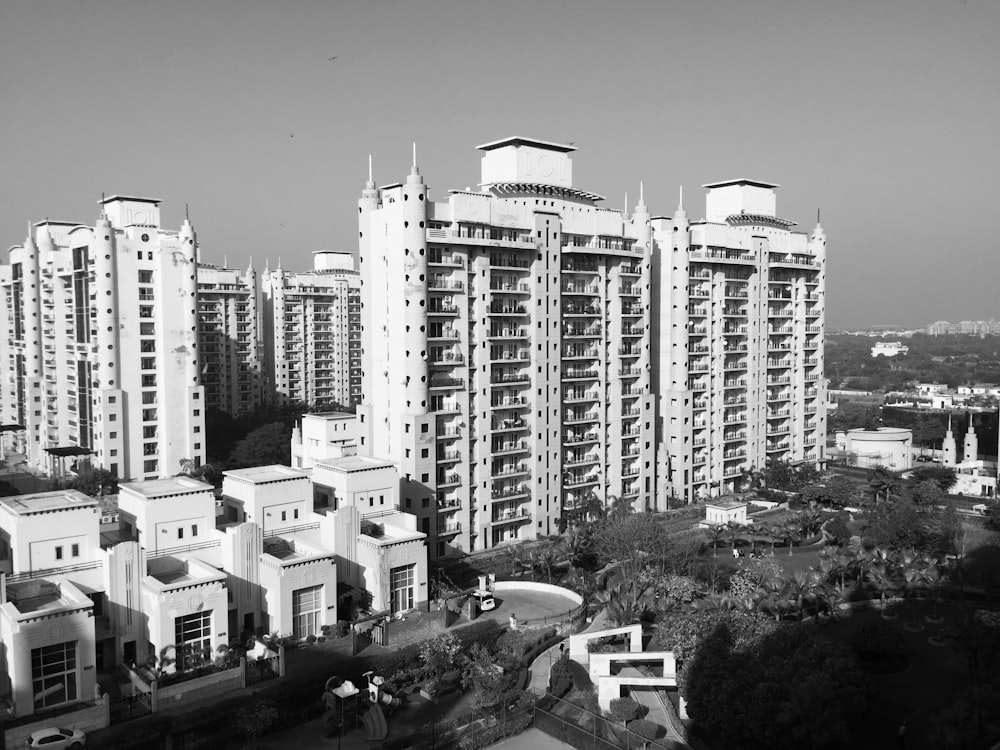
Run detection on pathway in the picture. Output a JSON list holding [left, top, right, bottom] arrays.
[[617, 665, 685, 748]]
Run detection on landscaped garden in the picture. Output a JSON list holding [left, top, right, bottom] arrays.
[[501, 460, 1000, 750]]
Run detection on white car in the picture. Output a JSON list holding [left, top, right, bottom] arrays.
[[26, 727, 86, 749], [473, 590, 496, 611]]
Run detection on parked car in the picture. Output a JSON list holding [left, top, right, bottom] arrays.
[[26, 727, 86, 749], [472, 590, 496, 611]]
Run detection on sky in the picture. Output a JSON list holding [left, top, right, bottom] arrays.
[[1, 0, 998, 328]]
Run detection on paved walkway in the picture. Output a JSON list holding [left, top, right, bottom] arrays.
[[526, 609, 611, 694], [618, 665, 685, 747]]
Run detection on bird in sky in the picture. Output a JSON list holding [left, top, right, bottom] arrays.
[[329, 56, 338, 61], [290, 134, 295, 138]]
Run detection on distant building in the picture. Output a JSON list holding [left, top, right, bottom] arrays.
[[836, 427, 912, 470], [197, 262, 264, 416], [0, 197, 205, 480], [261, 252, 361, 409], [871, 341, 909, 357]]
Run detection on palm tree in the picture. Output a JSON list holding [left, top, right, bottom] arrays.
[[705, 524, 726, 557], [868, 467, 901, 506], [922, 560, 944, 617], [834, 546, 859, 597], [725, 520, 744, 552], [780, 521, 802, 557], [594, 573, 654, 626], [757, 574, 790, 622], [785, 569, 822, 622], [865, 560, 897, 608]]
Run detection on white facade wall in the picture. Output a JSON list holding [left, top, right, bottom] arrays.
[[359, 139, 656, 558], [117, 478, 217, 554], [290, 412, 358, 469], [221, 467, 312, 533], [653, 181, 826, 503], [258, 546, 337, 637], [355, 515, 428, 613], [0, 491, 100, 575], [0, 197, 206, 480], [310, 457, 397, 514], [0, 580, 96, 718]]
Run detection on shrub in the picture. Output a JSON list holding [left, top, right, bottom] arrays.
[[335, 620, 351, 637], [608, 697, 642, 725], [549, 655, 572, 696], [629, 718, 661, 741], [306, 634, 317, 644]]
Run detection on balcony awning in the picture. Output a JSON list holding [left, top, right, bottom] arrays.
[[43, 446, 93, 457]]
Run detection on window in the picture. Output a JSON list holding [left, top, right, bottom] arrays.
[[143, 426, 157, 439], [293, 509, 299, 520], [191, 525, 198, 537], [178, 527, 184, 539], [174, 611, 211, 671], [138, 270, 153, 283], [55, 546, 63, 560], [390, 564, 415, 614], [71, 544, 79, 558], [292, 585, 322, 640], [143, 459, 158, 473], [421, 449, 429, 458], [281, 511, 287, 521], [142, 392, 156, 404], [421, 473, 429, 483], [32, 642, 78, 710], [141, 357, 156, 371]]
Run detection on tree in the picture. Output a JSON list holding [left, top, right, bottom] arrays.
[[590, 512, 667, 576], [909, 464, 958, 493], [57, 466, 118, 497], [595, 571, 656, 627], [227, 422, 291, 468], [911, 479, 944, 508], [0, 480, 19, 498], [801, 475, 858, 509], [705, 524, 726, 557], [420, 633, 461, 684]]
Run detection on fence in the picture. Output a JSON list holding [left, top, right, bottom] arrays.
[[244, 654, 281, 686], [534, 695, 685, 750], [109, 690, 152, 725]]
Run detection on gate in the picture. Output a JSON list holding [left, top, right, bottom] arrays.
[[109, 690, 152, 725], [245, 654, 280, 686]]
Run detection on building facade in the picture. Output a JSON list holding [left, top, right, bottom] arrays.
[[261, 251, 361, 409], [357, 138, 657, 559], [197, 262, 264, 416], [652, 181, 827, 503], [1, 196, 205, 480]]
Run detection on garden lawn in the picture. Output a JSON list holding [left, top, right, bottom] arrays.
[[817, 601, 970, 750]]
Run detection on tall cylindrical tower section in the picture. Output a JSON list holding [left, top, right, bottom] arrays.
[[401, 160, 429, 412], [179, 217, 199, 385], [22, 229, 43, 379], [92, 213, 121, 388]]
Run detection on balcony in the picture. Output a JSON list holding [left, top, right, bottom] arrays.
[[563, 325, 602, 338], [437, 450, 462, 463], [563, 283, 600, 295], [429, 278, 464, 292], [489, 327, 528, 339], [490, 371, 530, 386], [492, 483, 530, 499], [563, 347, 600, 360], [430, 377, 465, 390], [565, 452, 600, 467], [430, 352, 465, 366], [492, 509, 531, 525], [491, 464, 530, 479], [490, 303, 527, 315], [437, 522, 462, 536], [563, 473, 599, 489], [563, 368, 598, 381], [563, 432, 599, 446], [565, 411, 599, 425], [490, 348, 529, 363], [564, 389, 600, 403], [429, 303, 459, 315], [490, 281, 531, 293], [490, 396, 529, 409], [437, 473, 462, 488], [493, 440, 529, 455], [492, 417, 527, 431]]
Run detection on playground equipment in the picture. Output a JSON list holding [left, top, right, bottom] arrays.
[[361, 703, 388, 741]]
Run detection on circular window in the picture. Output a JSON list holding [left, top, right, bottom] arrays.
[[141, 234, 150, 242]]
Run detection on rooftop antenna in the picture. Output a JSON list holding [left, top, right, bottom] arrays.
[[639, 180, 644, 204], [412, 142, 417, 169], [368, 153, 373, 183], [624, 190, 628, 215], [186, 203, 190, 221]]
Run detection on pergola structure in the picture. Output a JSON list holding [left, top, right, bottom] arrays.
[[43, 445, 93, 479]]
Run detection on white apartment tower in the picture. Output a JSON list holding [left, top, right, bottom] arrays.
[[0, 196, 206, 479], [261, 251, 361, 408], [652, 181, 827, 503], [197, 262, 264, 416], [358, 139, 656, 558]]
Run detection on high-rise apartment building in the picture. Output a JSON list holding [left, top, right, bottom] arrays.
[[0, 196, 205, 479], [652, 181, 827, 503], [357, 138, 657, 558], [261, 251, 361, 409], [197, 262, 264, 416]]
